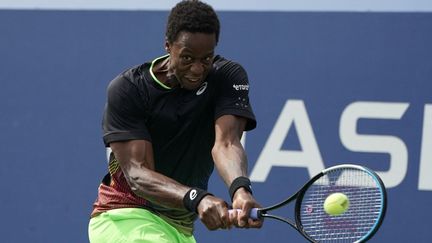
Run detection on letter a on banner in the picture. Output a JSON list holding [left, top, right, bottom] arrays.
[[250, 100, 325, 182]]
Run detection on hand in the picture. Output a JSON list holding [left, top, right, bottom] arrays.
[[196, 195, 232, 230], [231, 187, 263, 228]]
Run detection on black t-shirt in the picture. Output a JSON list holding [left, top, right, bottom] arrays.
[[103, 54, 256, 190]]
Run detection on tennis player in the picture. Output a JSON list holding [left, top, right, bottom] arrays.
[[88, 0, 262, 242]]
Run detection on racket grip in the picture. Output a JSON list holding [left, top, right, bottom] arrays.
[[228, 208, 259, 220]]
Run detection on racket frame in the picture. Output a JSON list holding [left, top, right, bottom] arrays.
[[255, 164, 387, 243]]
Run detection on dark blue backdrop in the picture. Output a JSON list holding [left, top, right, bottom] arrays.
[[1, 10, 431, 242]]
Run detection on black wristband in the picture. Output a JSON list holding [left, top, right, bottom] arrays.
[[229, 176, 253, 201], [183, 188, 212, 213]]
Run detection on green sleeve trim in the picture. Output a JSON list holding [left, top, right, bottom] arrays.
[[149, 54, 171, 90]]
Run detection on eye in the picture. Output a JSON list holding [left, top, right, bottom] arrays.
[[181, 56, 193, 62], [203, 55, 214, 63]]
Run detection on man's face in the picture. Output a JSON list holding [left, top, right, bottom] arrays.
[[166, 31, 216, 90]]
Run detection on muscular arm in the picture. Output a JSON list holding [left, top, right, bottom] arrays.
[[112, 139, 231, 230], [212, 115, 248, 186], [212, 115, 262, 228], [110, 140, 189, 209]]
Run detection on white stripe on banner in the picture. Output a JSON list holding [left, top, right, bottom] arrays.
[[0, 0, 432, 12]]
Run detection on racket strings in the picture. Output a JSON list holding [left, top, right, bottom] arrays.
[[299, 168, 384, 242]]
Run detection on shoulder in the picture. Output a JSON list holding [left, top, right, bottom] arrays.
[[209, 55, 249, 89], [106, 62, 152, 106], [212, 55, 247, 75], [107, 63, 151, 94], [109, 63, 147, 88]]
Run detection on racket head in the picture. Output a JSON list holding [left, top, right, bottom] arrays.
[[295, 164, 387, 243]]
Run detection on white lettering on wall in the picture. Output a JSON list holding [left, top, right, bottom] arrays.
[[419, 104, 432, 190], [339, 101, 409, 188], [250, 100, 325, 182]]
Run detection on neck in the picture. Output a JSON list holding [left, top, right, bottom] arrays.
[[152, 56, 179, 88]]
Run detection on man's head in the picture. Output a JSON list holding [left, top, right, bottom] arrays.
[[166, 0, 220, 45], [165, 0, 220, 90]]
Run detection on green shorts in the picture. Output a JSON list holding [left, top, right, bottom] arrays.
[[88, 208, 196, 243]]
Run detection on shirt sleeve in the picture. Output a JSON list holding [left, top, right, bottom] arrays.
[[102, 73, 152, 146], [213, 61, 257, 131]]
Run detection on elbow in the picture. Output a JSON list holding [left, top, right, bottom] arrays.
[[122, 165, 149, 195], [211, 140, 236, 158], [121, 158, 152, 184], [123, 170, 140, 193], [211, 146, 217, 160], [211, 142, 225, 158], [128, 174, 140, 190], [124, 171, 155, 198]]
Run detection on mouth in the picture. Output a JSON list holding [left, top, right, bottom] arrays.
[[183, 76, 204, 87], [179, 74, 206, 90], [184, 77, 202, 83]]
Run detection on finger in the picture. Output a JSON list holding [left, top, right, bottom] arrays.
[[203, 217, 219, 231], [238, 206, 251, 227], [219, 204, 233, 229], [227, 209, 237, 228], [220, 214, 230, 229], [205, 221, 219, 231], [248, 218, 263, 228], [201, 211, 223, 231]]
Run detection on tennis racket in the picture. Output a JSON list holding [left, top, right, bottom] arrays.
[[230, 164, 387, 243]]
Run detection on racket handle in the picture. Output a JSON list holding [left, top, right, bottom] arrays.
[[228, 208, 259, 220]]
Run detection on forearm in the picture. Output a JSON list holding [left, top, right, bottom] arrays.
[[212, 140, 248, 187], [212, 140, 262, 228], [110, 140, 190, 210], [124, 165, 190, 209]]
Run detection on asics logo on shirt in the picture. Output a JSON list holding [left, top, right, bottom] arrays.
[[196, 82, 208, 95], [232, 84, 249, 91], [189, 189, 198, 200]]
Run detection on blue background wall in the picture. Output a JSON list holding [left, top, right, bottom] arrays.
[[1, 9, 431, 242]]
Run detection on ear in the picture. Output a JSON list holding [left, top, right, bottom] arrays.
[[164, 39, 171, 53]]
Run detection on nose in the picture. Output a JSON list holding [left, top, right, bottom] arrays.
[[190, 62, 205, 76]]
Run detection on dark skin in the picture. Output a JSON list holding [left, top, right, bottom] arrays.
[[110, 31, 262, 230]]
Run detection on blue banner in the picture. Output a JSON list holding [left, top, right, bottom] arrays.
[[1, 9, 431, 243]]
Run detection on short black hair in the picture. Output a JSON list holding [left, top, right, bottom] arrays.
[[166, 0, 220, 44]]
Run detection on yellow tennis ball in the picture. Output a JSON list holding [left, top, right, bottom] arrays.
[[323, 193, 350, 216]]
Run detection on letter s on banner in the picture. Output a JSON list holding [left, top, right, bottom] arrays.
[[339, 101, 409, 188]]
